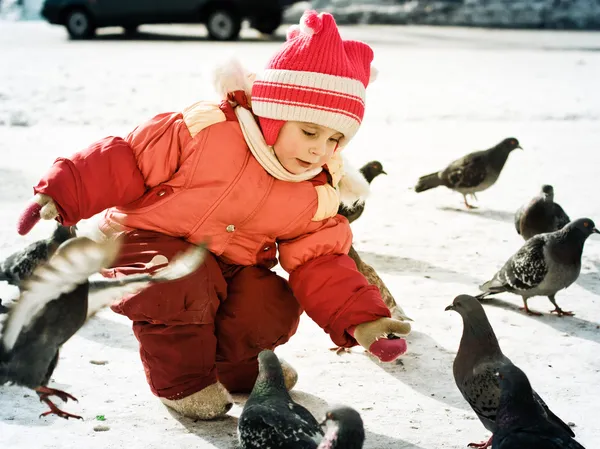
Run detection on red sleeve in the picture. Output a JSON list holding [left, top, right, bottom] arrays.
[[33, 136, 146, 226], [288, 253, 391, 348]]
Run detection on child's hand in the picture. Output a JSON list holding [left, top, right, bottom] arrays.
[[17, 193, 59, 235], [349, 318, 411, 362]]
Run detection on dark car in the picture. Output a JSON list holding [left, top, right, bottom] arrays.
[[41, 0, 299, 40]]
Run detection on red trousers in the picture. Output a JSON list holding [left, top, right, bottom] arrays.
[[105, 230, 302, 399]]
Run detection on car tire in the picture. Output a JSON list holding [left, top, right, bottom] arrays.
[[64, 8, 96, 40], [206, 9, 241, 41], [253, 9, 282, 35]]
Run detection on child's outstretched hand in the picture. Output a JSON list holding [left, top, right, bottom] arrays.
[[17, 193, 59, 235], [349, 318, 411, 362]]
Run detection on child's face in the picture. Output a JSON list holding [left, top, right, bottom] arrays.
[[273, 121, 343, 175]]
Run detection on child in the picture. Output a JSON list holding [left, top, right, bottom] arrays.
[[17, 11, 411, 420]]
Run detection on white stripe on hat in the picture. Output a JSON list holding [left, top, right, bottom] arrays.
[[256, 69, 366, 103]]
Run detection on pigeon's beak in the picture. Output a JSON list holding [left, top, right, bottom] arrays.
[[381, 170, 387, 175], [593, 227, 600, 234], [444, 304, 454, 312], [517, 145, 523, 150]]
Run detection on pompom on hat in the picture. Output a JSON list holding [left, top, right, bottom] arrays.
[[251, 10, 377, 146]]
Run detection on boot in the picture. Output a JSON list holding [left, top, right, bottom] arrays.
[[161, 382, 233, 420]]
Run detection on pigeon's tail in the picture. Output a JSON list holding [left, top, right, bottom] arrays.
[[477, 277, 507, 298], [0, 237, 121, 354], [86, 243, 207, 318], [415, 172, 442, 193]]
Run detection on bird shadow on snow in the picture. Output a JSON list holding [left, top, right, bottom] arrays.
[[77, 313, 139, 351], [576, 259, 600, 296], [287, 391, 428, 449], [439, 206, 515, 224], [170, 391, 426, 449], [367, 330, 470, 413], [480, 297, 600, 345], [0, 386, 59, 427], [358, 251, 482, 286], [167, 410, 240, 449]]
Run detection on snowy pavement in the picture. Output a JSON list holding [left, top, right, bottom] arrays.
[[1, 21, 600, 449]]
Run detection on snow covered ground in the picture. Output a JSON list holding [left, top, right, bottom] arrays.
[[1, 21, 600, 449]]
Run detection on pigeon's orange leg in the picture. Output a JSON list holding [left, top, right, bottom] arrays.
[[519, 298, 543, 316], [467, 435, 492, 448], [35, 386, 83, 420], [548, 295, 574, 316], [463, 195, 477, 209]]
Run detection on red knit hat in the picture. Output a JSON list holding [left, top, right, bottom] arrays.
[[252, 10, 376, 146]]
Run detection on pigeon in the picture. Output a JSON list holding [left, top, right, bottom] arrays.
[[414, 137, 521, 208], [514, 184, 571, 240], [318, 405, 365, 449], [445, 294, 575, 449], [337, 160, 386, 224], [493, 364, 585, 449], [0, 224, 77, 286], [0, 236, 206, 420], [238, 349, 324, 449], [0, 224, 76, 311], [478, 218, 599, 316]]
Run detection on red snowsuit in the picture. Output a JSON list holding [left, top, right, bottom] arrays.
[[32, 98, 391, 398]]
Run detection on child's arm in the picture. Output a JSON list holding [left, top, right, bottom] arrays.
[[18, 112, 191, 232], [278, 214, 410, 359]]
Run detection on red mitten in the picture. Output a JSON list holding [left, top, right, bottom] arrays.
[[17, 194, 59, 235], [348, 317, 411, 362]]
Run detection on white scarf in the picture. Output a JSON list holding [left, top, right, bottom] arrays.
[[234, 106, 322, 183]]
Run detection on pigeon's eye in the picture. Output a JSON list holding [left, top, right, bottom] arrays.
[[584, 222, 589, 228]]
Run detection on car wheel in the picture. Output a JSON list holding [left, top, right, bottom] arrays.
[[206, 9, 241, 41], [253, 9, 282, 35], [64, 9, 96, 40]]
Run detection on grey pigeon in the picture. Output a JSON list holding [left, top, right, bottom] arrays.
[[515, 185, 571, 240], [414, 137, 521, 208], [337, 160, 386, 224], [0, 224, 76, 310], [493, 364, 585, 449], [478, 218, 599, 316], [445, 294, 574, 449], [238, 349, 324, 449], [0, 237, 206, 419], [319, 405, 365, 449]]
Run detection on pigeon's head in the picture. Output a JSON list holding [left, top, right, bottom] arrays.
[[256, 350, 286, 388], [360, 160, 387, 183], [564, 218, 600, 239], [53, 224, 78, 243], [499, 137, 522, 151], [540, 184, 554, 200], [319, 406, 365, 449], [445, 294, 486, 317]]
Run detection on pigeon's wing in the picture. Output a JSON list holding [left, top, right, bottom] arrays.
[[495, 428, 585, 449], [238, 403, 320, 449], [0, 237, 119, 354], [480, 236, 548, 294], [459, 358, 505, 431], [532, 390, 575, 437], [290, 402, 324, 437], [552, 204, 571, 231], [442, 151, 488, 189]]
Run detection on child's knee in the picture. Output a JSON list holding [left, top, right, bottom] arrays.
[[216, 267, 302, 362], [133, 321, 218, 399]]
